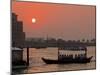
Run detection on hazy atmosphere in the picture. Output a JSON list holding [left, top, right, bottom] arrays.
[[12, 2, 96, 40], [12, 1, 96, 74]]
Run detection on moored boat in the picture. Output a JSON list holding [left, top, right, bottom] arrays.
[[42, 56, 93, 64], [42, 46, 93, 64]]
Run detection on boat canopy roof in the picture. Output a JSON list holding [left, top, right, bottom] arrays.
[[58, 46, 87, 51]]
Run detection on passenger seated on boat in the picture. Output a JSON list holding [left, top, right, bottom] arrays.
[[62, 55, 64, 57], [58, 54, 61, 57], [65, 55, 68, 59], [71, 54, 73, 59], [59, 55, 63, 59], [60, 54, 63, 57], [67, 54, 71, 59], [68, 55, 70, 58], [66, 55, 70, 59], [62, 55, 65, 57], [61, 54, 65, 59], [66, 54, 69, 59], [75, 53, 87, 59], [80, 54, 82, 57], [66, 55, 69, 59], [58, 54, 62, 60], [62, 54, 66, 59], [75, 54, 78, 59], [69, 55, 71, 58], [75, 54, 81, 59], [79, 54, 84, 59], [76, 54, 81, 59], [70, 54, 73, 59], [60, 54, 66, 60], [78, 54, 85, 59]]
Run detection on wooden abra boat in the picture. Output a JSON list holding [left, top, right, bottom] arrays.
[[42, 46, 93, 64]]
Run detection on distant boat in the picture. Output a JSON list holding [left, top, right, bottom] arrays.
[[42, 46, 93, 64]]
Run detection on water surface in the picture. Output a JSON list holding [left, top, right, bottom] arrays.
[[22, 46, 96, 73]]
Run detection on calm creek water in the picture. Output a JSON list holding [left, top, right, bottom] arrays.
[[20, 46, 96, 74]]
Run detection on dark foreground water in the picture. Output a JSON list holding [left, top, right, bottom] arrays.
[[13, 46, 96, 74]]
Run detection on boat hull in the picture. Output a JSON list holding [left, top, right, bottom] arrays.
[[42, 56, 93, 64]]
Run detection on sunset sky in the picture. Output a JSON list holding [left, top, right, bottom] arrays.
[[12, 1, 96, 40]]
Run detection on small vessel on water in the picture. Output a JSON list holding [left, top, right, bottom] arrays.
[[42, 46, 93, 64]]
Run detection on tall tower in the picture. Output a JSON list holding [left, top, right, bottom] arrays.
[[12, 13, 25, 47]]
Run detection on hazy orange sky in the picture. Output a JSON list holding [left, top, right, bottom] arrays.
[[12, 1, 96, 40]]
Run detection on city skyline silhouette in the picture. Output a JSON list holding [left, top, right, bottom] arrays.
[[12, 1, 96, 40]]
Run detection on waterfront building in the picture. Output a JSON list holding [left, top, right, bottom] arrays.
[[12, 13, 25, 47], [12, 13, 26, 66], [12, 47, 23, 63]]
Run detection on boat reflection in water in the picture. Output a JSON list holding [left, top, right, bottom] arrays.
[[42, 46, 93, 64]]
